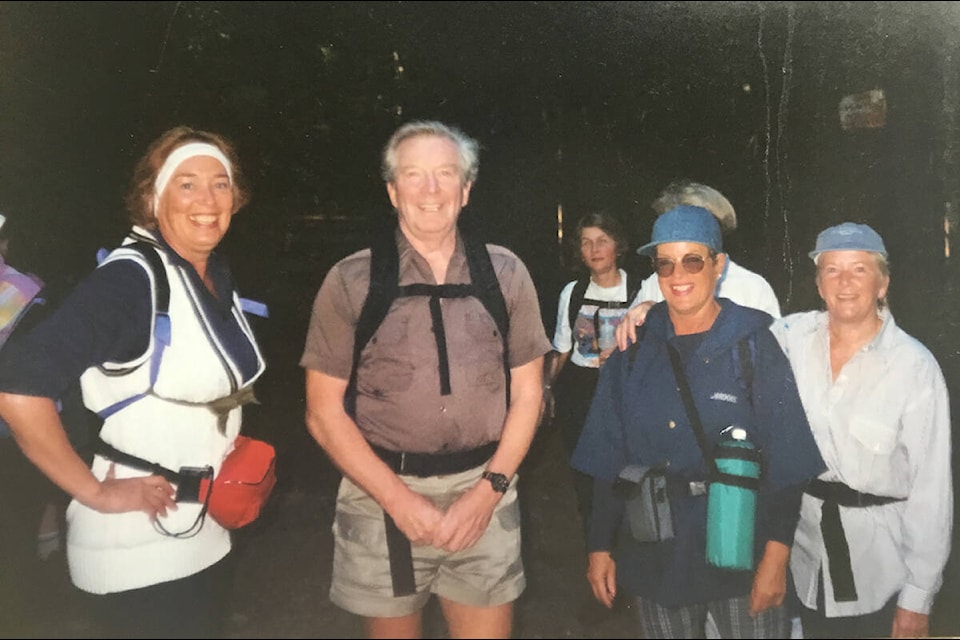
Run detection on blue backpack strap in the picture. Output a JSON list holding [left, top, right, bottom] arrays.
[[94, 242, 171, 419], [240, 297, 269, 318]]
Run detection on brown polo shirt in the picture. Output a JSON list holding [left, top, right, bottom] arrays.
[[300, 229, 551, 454]]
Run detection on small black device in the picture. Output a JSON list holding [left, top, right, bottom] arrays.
[[175, 466, 214, 503]]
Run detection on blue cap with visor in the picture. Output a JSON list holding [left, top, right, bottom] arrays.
[[808, 222, 887, 261], [637, 205, 723, 257]]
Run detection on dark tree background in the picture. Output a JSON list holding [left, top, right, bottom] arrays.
[[2, 0, 959, 368]]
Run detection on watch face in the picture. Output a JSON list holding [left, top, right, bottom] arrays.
[[484, 471, 509, 493]]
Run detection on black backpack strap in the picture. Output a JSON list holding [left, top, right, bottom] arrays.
[[346, 225, 400, 418], [625, 271, 641, 308], [570, 272, 638, 355], [567, 276, 591, 335], [346, 225, 512, 415], [126, 241, 170, 317], [399, 282, 470, 396], [462, 232, 511, 406]]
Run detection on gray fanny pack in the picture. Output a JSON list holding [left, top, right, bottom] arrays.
[[613, 464, 675, 543]]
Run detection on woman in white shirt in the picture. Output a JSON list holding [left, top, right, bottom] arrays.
[[543, 212, 638, 532], [771, 222, 952, 639]]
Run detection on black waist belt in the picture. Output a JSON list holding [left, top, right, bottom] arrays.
[[371, 440, 499, 597], [806, 479, 904, 507], [805, 479, 905, 603], [96, 438, 180, 482], [371, 441, 498, 477]]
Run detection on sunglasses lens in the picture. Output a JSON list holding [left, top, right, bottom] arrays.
[[682, 255, 706, 274], [655, 260, 675, 278], [655, 254, 709, 277]]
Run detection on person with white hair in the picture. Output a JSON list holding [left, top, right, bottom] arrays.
[[629, 180, 781, 320], [772, 222, 952, 639]]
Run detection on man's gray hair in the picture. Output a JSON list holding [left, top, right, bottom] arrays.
[[381, 120, 480, 184]]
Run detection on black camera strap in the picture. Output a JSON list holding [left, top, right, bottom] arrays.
[[95, 437, 213, 538], [96, 437, 180, 481], [666, 344, 716, 469]]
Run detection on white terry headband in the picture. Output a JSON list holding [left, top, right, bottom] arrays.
[[153, 142, 233, 213]]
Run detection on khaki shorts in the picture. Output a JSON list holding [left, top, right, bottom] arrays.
[[329, 465, 525, 618]]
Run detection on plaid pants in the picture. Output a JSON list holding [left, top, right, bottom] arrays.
[[634, 594, 788, 639]]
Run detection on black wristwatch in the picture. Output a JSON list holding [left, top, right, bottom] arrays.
[[481, 471, 510, 494]]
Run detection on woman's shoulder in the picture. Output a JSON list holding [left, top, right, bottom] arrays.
[[882, 313, 942, 371], [771, 309, 822, 334]]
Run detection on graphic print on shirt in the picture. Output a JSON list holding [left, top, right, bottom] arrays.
[[573, 305, 630, 365]]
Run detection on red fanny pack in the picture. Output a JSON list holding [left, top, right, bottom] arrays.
[[200, 435, 277, 529], [97, 434, 278, 531]]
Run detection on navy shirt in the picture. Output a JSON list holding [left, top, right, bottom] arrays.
[[0, 232, 259, 400], [572, 299, 825, 607]]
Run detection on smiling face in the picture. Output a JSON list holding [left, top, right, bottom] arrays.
[[579, 226, 619, 278], [655, 241, 726, 321], [155, 154, 234, 266], [386, 134, 472, 242], [816, 250, 889, 326]]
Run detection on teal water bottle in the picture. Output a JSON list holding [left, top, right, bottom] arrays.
[[706, 426, 761, 570]]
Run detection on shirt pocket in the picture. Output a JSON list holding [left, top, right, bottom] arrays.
[[358, 315, 415, 395], [454, 308, 505, 391], [848, 415, 899, 456]]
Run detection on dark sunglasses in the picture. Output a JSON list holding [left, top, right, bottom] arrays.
[[653, 253, 709, 278]]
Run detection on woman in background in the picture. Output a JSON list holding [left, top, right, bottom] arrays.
[[543, 212, 638, 532]]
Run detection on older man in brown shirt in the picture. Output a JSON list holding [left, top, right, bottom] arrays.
[[300, 120, 551, 639]]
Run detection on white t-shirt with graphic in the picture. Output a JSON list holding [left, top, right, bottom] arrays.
[[552, 268, 633, 368]]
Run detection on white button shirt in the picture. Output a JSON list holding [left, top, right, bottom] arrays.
[[771, 308, 953, 617]]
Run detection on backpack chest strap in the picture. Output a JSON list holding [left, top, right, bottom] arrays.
[[399, 283, 477, 396]]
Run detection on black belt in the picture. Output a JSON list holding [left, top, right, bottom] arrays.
[[370, 441, 498, 477], [806, 479, 904, 508], [371, 440, 499, 597], [805, 479, 904, 603]]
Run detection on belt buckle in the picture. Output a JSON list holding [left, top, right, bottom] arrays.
[[689, 481, 707, 496], [399, 452, 407, 474]]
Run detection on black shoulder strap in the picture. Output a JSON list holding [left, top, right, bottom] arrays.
[[463, 233, 509, 343], [462, 232, 511, 406], [625, 271, 641, 307], [570, 272, 640, 347], [567, 276, 591, 334], [666, 344, 716, 467], [345, 225, 512, 417], [736, 336, 755, 407], [346, 224, 400, 418], [126, 241, 170, 316]]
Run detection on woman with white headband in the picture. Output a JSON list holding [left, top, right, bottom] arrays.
[[0, 126, 266, 638]]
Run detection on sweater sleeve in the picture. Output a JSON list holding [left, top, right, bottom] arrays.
[[0, 260, 151, 399]]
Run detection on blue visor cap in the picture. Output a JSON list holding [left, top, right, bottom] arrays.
[[637, 205, 723, 257], [808, 222, 887, 261]]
